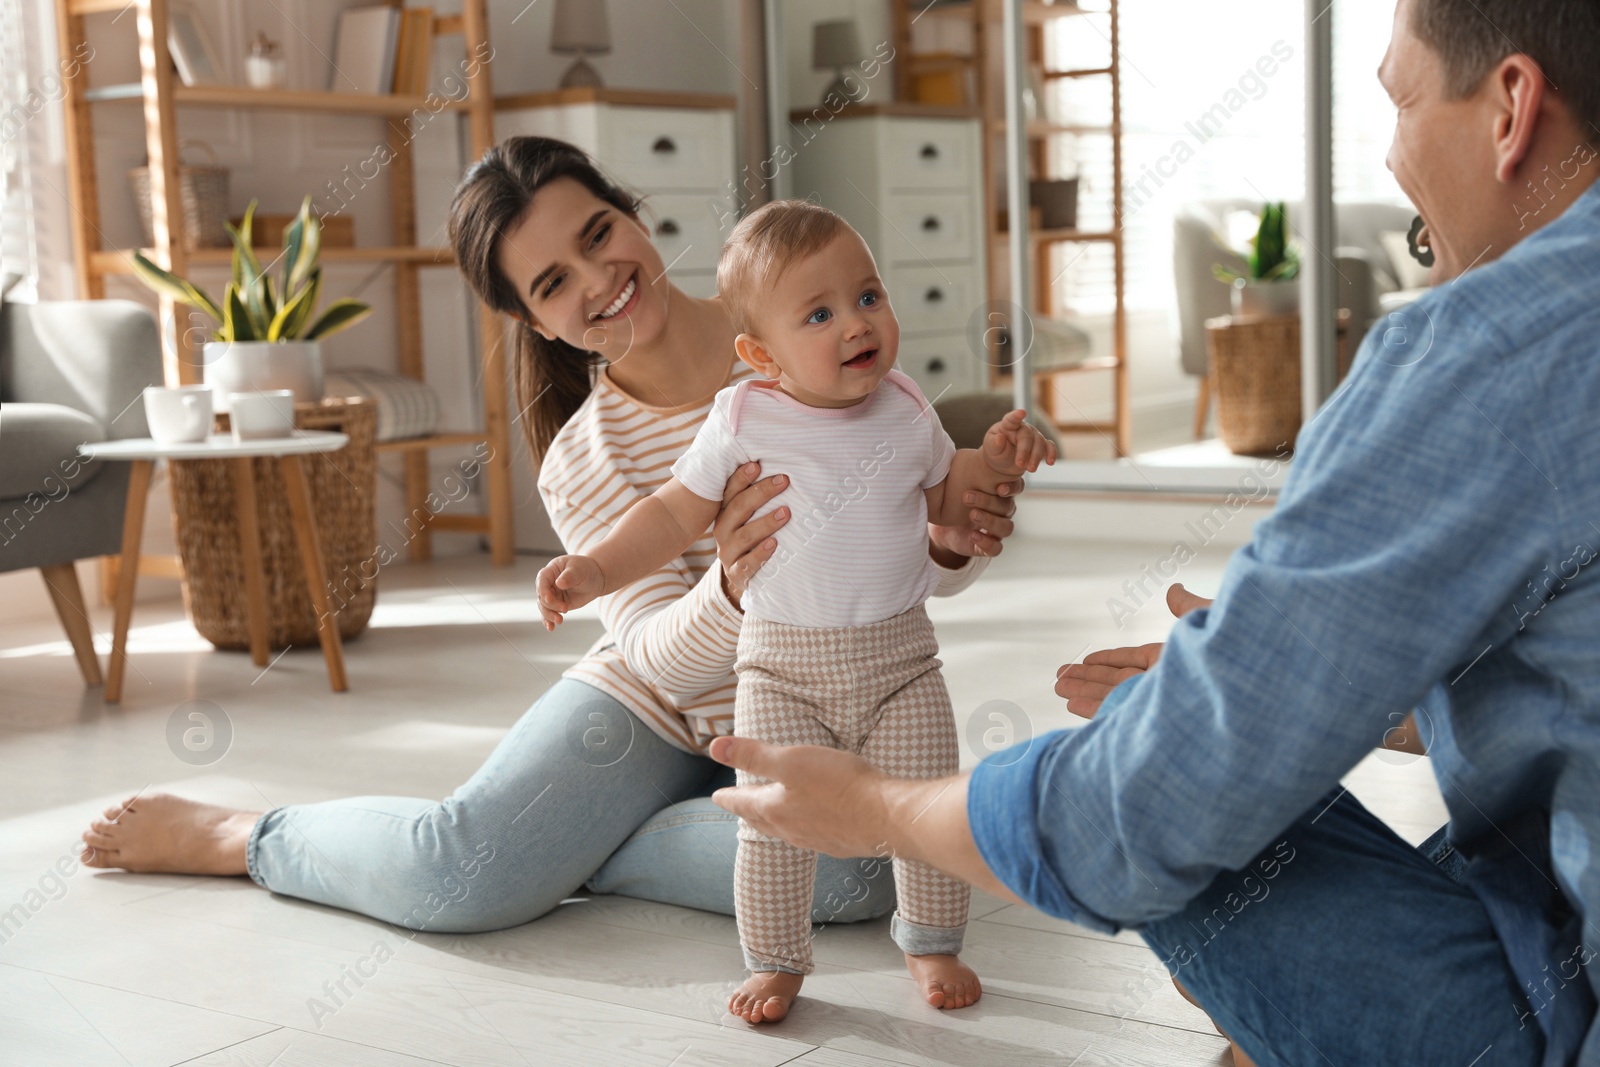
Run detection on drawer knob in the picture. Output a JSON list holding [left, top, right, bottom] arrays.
[[656, 218, 680, 237], [920, 143, 939, 160], [925, 286, 943, 303], [651, 136, 677, 155], [921, 215, 941, 232], [927, 358, 947, 373]]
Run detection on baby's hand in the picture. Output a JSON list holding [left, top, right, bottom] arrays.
[[981, 409, 1057, 476], [536, 555, 605, 631]]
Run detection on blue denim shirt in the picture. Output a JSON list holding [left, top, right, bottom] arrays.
[[970, 178, 1600, 1064]]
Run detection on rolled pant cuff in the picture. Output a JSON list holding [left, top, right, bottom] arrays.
[[742, 947, 810, 976], [244, 807, 281, 889], [891, 911, 966, 956]]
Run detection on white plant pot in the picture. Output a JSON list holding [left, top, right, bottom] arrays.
[[1230, 277, 1301, 318], [203, 340, 324, 413]]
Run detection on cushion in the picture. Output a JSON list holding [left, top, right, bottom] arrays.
[[323, 367, 441, 443], [0, 402, 105, 500], [1379, 230, 1434, 291]]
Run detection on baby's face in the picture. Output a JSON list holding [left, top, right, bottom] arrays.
[[749, 229, 900, 407]]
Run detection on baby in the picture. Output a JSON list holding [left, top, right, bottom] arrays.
[[536, 199, 1055, 1024]]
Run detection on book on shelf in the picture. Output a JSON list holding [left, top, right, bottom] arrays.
[[330, 5, 401, 94], [391, 7, 435, 96]]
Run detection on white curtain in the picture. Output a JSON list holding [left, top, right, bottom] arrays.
[[1047, 0, 1407, 315], [1, 0, 73, 302]]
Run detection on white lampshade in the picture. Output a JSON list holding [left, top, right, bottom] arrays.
[[551, 0, 611, 55], [812, 20, 860, 70]]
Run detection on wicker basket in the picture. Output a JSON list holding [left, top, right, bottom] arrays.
[[169, 397, 379, 650], [128, 141, 231, 250], [1206, 312, 1352, 456]]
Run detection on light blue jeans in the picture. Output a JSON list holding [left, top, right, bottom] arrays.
[[246, 678, 896, 933]]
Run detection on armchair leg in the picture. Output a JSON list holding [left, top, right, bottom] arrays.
[[1194, 375, 1212, 439], [40, 563, 103, 687]]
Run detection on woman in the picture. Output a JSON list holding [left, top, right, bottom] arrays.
[[77, 136, 1025, 933]]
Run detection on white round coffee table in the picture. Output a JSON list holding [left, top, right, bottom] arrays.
[[80, 431, 351, 702]]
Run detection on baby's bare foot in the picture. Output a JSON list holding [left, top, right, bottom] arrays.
[[905, 952, 982, 1010], [728, 970, 804, 1024], [80, 794, 259, 875]]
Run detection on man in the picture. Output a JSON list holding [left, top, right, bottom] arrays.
[[710, 1, 1600, 1063]]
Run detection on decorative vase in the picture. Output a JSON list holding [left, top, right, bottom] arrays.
[[203, 340, 324, 413], [1231, 277, 1301, 318]]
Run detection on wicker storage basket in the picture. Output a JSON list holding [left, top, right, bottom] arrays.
[[170, 397, 379, 649], [1206, 312, 1352, 456], [128, 142, 231, 250]]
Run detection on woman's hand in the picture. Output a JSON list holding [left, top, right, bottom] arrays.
[[714, 461, 790, 610], [929, 480, 1022, 563], [1054, 583, 1213, 718]]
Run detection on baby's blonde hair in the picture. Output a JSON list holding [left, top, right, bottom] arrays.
[[716, 198, 851, 336]]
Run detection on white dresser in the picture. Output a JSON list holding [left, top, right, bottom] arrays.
[[495, 89, 739, 298], [786, 106, 989, 401]]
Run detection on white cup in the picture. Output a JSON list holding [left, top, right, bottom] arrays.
[[143, 385, 213, 444], [228, 390, 297, 441]]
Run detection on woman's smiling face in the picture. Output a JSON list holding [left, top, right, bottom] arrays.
[[494, 176, 671, 361]]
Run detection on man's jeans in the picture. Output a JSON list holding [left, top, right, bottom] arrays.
[[1138, 790, 1548, 1066]]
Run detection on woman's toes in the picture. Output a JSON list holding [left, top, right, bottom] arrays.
[[83, 828, 118, 850]]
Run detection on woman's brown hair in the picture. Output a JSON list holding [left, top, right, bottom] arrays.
[[448, 136, 645, 463]]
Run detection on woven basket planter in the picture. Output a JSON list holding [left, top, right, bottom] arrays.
[[1205, 312, 1352, 456], [170, 397, 379, 649]]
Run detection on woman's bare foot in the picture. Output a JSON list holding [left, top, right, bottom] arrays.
[[728, 970, 804, 1024], [80, 794, 259, 876], [905, 953, 982, 1009]]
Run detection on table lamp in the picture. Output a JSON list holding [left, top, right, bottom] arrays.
[[812, 20, 862, 104], [551, 0, 611, 89]]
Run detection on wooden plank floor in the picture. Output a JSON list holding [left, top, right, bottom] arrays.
[[0, 537, 1447, 1066]]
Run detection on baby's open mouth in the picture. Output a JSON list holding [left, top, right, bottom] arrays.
[[842, 348, 878, 368]]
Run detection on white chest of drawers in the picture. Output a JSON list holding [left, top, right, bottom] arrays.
[[495, 90, 739, 298], [786, 107, 988, 402]]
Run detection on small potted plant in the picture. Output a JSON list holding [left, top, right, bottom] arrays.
[[1213, 201, 1301, 318], [131, 197, 372, 411]]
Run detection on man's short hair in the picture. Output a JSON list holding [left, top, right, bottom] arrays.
[[716, 199, 850, 336], [1411, 0, 1600, 132]]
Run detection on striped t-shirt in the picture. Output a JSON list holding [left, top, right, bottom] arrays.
[[537, 354, 989, 754]]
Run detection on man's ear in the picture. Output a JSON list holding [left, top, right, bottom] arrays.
[[1489, 53, 1547, 184], [734, 332, 779, 378]]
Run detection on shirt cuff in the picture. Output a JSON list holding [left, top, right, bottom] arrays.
[[930, 545, 990, 597], [966, 732, 1121, 934]]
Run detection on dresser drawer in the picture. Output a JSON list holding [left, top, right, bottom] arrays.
[[881, 194, 976, 265], [884, 262, 980, 334], [882, 119, 974, 191], [601, 107, 732, 191], [896, 331, 980, 402], [641, 193, 728, 273]]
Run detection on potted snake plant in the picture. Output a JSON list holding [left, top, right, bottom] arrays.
[[131, 197, 372, 411], [1213, 201, 1302, 318]]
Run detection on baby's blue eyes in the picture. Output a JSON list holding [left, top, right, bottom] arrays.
[[805, 290, 879, 324]]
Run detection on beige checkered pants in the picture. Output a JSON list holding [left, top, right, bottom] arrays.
[[733, 604, 970, 975]]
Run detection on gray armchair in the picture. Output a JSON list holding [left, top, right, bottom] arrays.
[[0, 297, 164, 685], [1173, 199, 1420, 436]]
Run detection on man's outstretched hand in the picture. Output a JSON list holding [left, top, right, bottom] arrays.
[[1054, 583, 1213, 718], [708, 736, 890, 859]]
